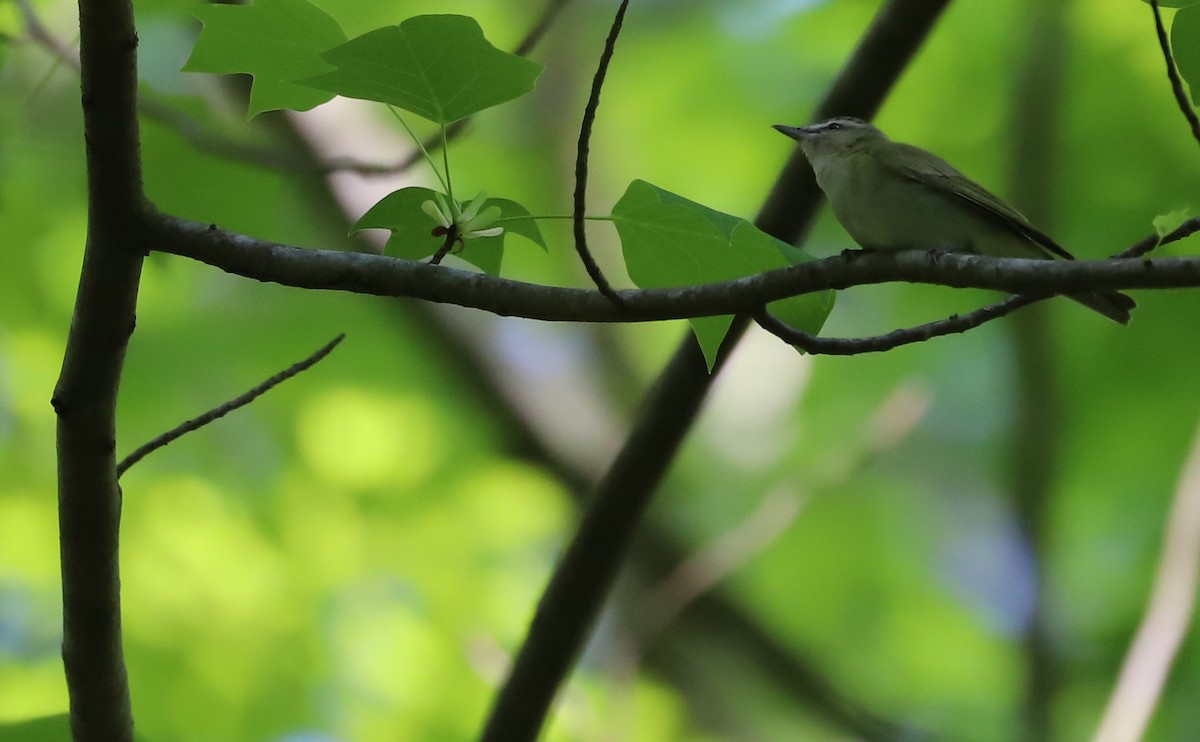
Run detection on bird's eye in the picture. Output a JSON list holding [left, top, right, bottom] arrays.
[[826, 122, 842, 131]]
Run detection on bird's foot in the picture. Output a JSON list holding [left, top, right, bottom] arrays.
[[924, 246, 956, 264], [840, 247, 880, 261]]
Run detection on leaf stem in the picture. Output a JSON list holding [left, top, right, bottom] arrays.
[[441, 123, 455, 210], [387, 106, 450, 194], [498, 214, 613, 223]]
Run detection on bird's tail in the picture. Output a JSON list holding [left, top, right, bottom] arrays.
[[1067, 290, 1136, 324]]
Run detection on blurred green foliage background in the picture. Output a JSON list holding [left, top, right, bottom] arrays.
[[2, 0, 1200, 740]]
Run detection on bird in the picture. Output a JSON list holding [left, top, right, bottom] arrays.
[[774, 117, 1135, 323]]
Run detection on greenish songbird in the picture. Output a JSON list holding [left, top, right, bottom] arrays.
[[775, 117, 1135, 323]]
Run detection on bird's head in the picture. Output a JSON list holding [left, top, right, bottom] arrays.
[[774, 117, 886, 163]]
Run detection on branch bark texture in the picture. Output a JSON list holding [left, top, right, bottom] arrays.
[[54, 0, 146, 740], [150, 209, 1200, 322]]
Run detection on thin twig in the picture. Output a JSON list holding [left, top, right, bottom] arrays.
[[631, 383, 929, 649], [116, 334, 345, 477], [15, 0, 80, 71], [571, 0, 630, 303], [635, 489, 806, 645], [427, 228, 458, 266], [1150, 0, 1200, 148], [1114, 213, 1200, 259], [1093, 420, 1200, 742], [754, 294, 1040, 355]]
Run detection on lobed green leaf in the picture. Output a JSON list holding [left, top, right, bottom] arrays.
[[353, 187, 544, 276], [299, 15, 544, 124], [611, 180, 834, 368], [1142, 0, 1200, 8], [182, 0, 347, 117], [1172, 4, 1200, 101]]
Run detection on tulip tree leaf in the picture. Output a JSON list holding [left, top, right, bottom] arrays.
[[353, 187, 542, 276], [1153, 207, 1194, 240], [611, 179, 834, 369], [490, 198, 548, 252], [182, 0, 347, 117], [1141, 0, 1200, 8], [1173, 5, 1200, 103], [299, 15, 544, 124]]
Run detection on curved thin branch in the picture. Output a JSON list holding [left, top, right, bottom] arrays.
[[148, 210, 1200, 324], [116, 334, 344, 478], [754, 294, 1039, 355], [1150, 0, 1200, 148], [571, 0, 631, 301]]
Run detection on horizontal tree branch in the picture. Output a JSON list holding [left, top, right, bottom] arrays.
[[147, 210, 1200, 324]]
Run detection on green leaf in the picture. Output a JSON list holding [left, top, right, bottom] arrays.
[[182, 0, 347, 118], [611, 180, 834, 369], [1173, 5, 1200, 101], [353, 185, 447, 259], [1142, 0, 1200, 8], [1153, 207, 1194, 239], [490, 198, 548, 252], [0, 714, 71, 742], [299, 15, 544, 124], [353, 188, 542, 276]]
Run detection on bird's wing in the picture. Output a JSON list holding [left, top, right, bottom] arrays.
[[882, 142, 1075, 260]]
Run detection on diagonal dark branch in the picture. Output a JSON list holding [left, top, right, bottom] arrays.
[[754, 294, 1040, 355], [571, 0, 631, 302], [476, 1, 957, 741], [54, 0, 147, 739], [1150, 0, 1200, 148], [116, 334, 344, 478], [515, 0, 575, 57]]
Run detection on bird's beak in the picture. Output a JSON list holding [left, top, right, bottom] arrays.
[[773, 124, 807, 140]]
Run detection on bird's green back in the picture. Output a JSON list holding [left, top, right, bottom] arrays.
[[873, 140, 1075, 260]]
